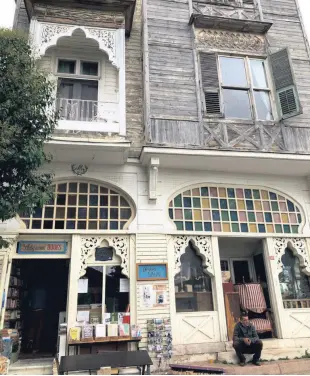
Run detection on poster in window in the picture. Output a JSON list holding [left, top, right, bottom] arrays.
[[119, 278, 129, 293], [139, 284, 168, 308], [78, 279, 88, 293]]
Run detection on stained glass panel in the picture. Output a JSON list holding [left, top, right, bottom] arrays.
[[169, 187, 302, 234], [20, 181, 133, 230]]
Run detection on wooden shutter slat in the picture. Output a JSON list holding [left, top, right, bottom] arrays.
[[200, 53, 221, 115], [269, 48, 302, 119]]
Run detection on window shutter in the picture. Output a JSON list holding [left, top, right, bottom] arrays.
[[269, 48, 302, 119], [200, 53, 221, 115]]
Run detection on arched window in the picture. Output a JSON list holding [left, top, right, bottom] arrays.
[[279, 248, 310, 306], [20, 181, 133, 230], [175, 242, 213, 312], [169, 186, 302, 234]]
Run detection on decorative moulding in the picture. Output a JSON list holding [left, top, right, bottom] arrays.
[[30, 20, 121, 68], [173, 235, 214, 277], [195, 29, 267, 53], [148, 157, 160, 201], [273, 237, 310, 276], [80, 236, 130, 278], [71, 164, 88, 176]]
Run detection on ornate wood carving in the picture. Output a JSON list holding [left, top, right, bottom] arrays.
[[196, 29, 266, 53], [31, 20, 120, 68], [173, 235, 214, 277], [80, 236, 130, 278], [193, 3, 259, 21], [273, 238, 310, 276], [204, 122, 285, 152]]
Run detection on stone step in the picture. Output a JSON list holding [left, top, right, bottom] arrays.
[[8, 358, 53, 375], [225, 338, 310, 351], [218, 347, 310, 365]]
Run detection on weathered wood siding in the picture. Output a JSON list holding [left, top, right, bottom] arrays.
[[13, 0, 29, 32], [261, 0, 310, 153], [125, 0, 144, 157], [146, 0, 310, 154], [145, 0, 199, 144]]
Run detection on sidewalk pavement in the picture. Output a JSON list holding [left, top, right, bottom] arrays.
[[205, 359, 310, 375]]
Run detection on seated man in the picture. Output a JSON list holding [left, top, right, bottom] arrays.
[[233, 312, 263, 366]]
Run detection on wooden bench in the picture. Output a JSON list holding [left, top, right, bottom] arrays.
[[59, 350, 152, 375]]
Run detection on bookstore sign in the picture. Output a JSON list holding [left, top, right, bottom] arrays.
[[17, 241, 67, 254]]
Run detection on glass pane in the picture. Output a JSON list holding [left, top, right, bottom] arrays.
[[175, 242, 213, 312], [77, 266, 103, 324], [254, 91, 273, 120], [223, 89, 252, 119], [105, 266, 129, 313], [233, 261, 250, 283], [220, 57, 247, 87], [58, 60, 76, 74], [250, 60, 268, 88], [81, 61, 99, 76], [279, 248, 310, 301]]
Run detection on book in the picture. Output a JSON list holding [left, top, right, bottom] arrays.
[[82, 325, 93, 339], [69, 327, 81, 342], [119, 324, 130, 336], [131, 325, 141, 338], [111, 312, 118, 324], [107, 324, 118, 337], [95, 324, 106, 338]]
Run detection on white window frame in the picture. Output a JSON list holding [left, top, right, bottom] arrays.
[[55, 57, 101, 80], [217, 55, 276, 121], [80, 258, 128, 322]]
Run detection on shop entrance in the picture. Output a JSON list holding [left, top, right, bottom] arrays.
[[5, 259, 69, 358], [219, 238, 275, 341]]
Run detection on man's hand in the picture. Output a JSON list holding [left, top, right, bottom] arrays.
[[243, 338, 251, 345]]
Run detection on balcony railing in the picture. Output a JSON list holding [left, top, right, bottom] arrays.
[[56, 98, 119, 124], [283, 299, 310, 309]]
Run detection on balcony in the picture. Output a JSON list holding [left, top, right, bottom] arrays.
[[190, 0, 272, 34], [57, 98, 119, 133]]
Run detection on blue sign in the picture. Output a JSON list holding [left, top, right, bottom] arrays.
[[137, 263, 168, 280]]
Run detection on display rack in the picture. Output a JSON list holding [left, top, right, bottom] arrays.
[[4, 262, 22, 332], [147, 318, 172, 371]]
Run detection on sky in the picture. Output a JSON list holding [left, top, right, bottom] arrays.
[[0, 0, 309, 38]]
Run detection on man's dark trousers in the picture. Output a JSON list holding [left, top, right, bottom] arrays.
[[233, 340, 263, 363]]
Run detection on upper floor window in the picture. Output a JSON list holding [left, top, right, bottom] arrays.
[[219, 56, 272, 121], [200, 49, 302, 121], [56, 58, 100, 122], [57, 59, 99, 78]]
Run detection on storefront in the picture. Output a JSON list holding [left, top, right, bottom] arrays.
[[0, 180, 138, 361], [1, 176, 310, 366]]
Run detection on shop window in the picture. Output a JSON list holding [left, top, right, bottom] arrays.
[[78, 265, 129, 324], [169, 186, 303, 234], [175, 242, 213, 312], [20, 181, 134, 230], [279, 248, 310, 308]]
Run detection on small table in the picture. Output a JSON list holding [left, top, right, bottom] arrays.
[[59, 350, 153, 375], [68, 337, 142, 354]]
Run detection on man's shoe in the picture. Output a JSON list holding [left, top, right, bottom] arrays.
[[252, 360, 261, 366], [239, 362, 245, 367]]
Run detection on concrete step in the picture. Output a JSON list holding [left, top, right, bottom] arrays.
[[8, 358, 53, 375], [218, 347, 310, 364], [225, 338, 310, 351]]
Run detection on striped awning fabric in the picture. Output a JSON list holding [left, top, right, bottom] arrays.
[[235, 283, 267, 314], [250, 318, 272, 333]]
